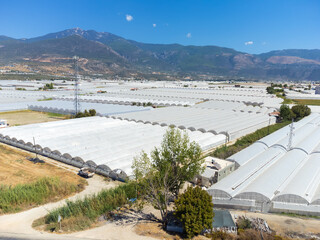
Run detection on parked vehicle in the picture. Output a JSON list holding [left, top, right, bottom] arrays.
[[0, 120, 8, 129], [78, 167, 95, 178]]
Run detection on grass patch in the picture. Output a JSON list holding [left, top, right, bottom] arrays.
[[0, 177, 86, 214], [211, 121, 291, 159], [276, 93, 294, 104], [38, 98, 53, 101], [290, 99, 320, 106], [45, 112, 68, 118], [33, 182, 136, 232]]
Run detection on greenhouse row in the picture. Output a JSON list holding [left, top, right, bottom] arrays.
[[208, 113, 320, 215], [0, 116, 226, 180], [113, 106, 276, 140]]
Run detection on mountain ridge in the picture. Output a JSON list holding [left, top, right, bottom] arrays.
[[0, 28, 319, 80]]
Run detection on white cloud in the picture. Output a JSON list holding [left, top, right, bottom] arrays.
[[186, 33, 192, 38], [153, 23, 156, 28], [126, 14, 133, 22], [244, 41, 254, 45]]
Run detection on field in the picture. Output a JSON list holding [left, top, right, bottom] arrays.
[[0, 110, 67, 126], [291, 99, 320, 106], [0, 143, 86, 213]]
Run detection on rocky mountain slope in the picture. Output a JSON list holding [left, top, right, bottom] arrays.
[[0, 28, 319, 80]]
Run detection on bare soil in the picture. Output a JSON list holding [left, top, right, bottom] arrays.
[[0, 143, 82, 186], [231, 210, 320, 239], [0, 110, 65, 126]]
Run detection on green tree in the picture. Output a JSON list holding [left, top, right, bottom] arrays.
[[280, 104, 294, 121], [132, 128, 204, 225], [291, 104, 311, 120], [174, 186, 214, 238]]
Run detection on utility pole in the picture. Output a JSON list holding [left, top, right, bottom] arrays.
[[73, 56, 81, 114], [33, 137, 38, 159], [287, 119, 295, 151]]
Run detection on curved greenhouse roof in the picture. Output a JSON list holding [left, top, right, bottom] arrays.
[[0, 117, 226, 177], [208, 113, 320, 215]]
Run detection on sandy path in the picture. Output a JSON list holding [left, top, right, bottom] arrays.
[[0, 175, 150, 240]]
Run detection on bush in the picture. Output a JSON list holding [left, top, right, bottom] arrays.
[[207, 231, 233, 240], [174, 186, 214, 238], [291, 104, 311, 120], [45, 182, 137, 225], [237, 218, 252, 229], [74, 109, 96, 118]]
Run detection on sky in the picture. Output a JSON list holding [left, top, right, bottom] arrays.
[[0, 0, 319, 54]]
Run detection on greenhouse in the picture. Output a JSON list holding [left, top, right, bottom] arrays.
[[0, 116, 226, 181], [112, 106, 276, 140], [208, 113, 320, 215]]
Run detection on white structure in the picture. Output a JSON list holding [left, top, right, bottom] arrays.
[[0, 117, 226, 180], [208, 113, 320, 215], [0, 120, 7, 128], [112, 107, 276, 140]]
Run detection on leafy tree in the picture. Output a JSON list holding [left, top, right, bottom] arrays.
[[280, 104, 294, 121], [132, 128, 204, 225], [291, 104, 311, 120], [174, 186, 214, 238]]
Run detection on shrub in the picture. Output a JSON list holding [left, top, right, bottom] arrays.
[[44, 182, 137, 225], [237, 218, 252, 229], [74, 109, 96, 118], [207, 230, 234, 240], [174, 186, 214, 238], [291, 104, 311, 120]]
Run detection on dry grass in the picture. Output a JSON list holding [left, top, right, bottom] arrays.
[[291, 99, 320, 106], [0, 110, 66, 126], [0, 143, 87, 214], [0, 143, 83, 186]]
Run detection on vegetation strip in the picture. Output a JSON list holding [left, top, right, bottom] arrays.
[[211, 121, 291, 159], [0, 177, 85, 214], [33, 182, 136, 232]]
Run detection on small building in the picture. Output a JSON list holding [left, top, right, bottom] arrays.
[[212, 210, 237, 234], [193, 157, 235, 187]]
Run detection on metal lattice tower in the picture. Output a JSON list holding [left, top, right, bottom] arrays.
[[73, 56, 81, 114], [287, 119, 295, 151]]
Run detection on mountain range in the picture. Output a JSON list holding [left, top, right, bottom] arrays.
[[0, 28, 319, 81]]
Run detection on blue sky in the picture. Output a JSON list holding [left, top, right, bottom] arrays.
[[0, 0, 319, 53]]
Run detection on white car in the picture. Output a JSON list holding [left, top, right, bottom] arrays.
[[0, 120, 8, 129]]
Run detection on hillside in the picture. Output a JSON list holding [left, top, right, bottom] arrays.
[[0, 28, 319, 80]]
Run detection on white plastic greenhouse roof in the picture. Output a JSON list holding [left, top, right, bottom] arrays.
[[112, 106, 276, 140], [28, 100, 151, 116], [208, 113, 320, 208], [0, 117, 226, 176]]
